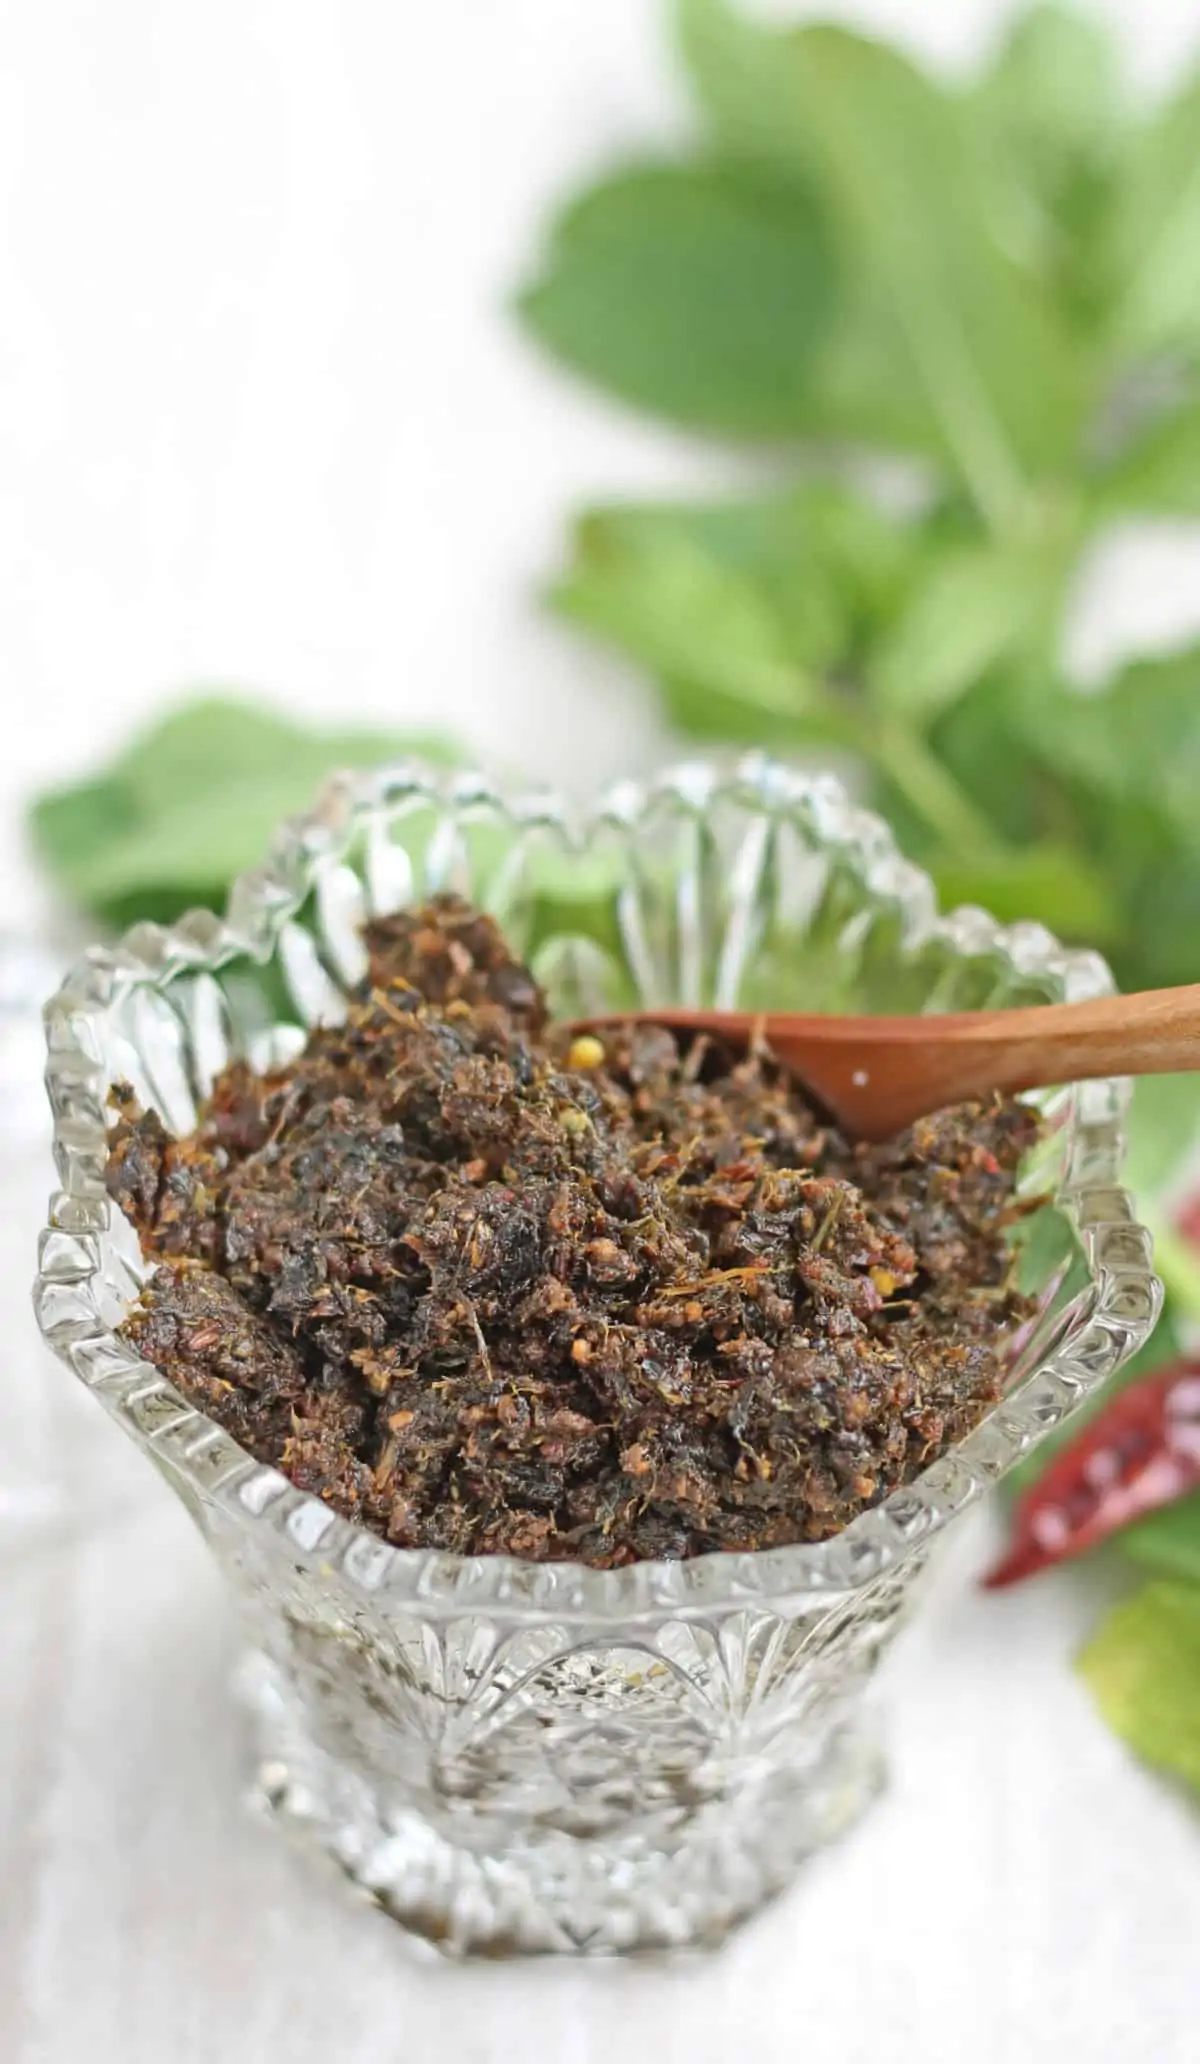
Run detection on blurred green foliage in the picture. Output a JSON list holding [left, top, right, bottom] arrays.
[[30, 698, 467, 930], [518, 0, 1200, 1329], [521, 0, 1200, 994], [519, 0, 1200, 1782]]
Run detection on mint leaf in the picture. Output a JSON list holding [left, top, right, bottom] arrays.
[[784, 25, 1086, 502], [1096, 397, 1200, 518], [1053, 644, 1200, 807], [1078, 1581, 1200, 1794], [611, 5, 943, 456], [1009, 649, 1200, 990], [551, 483, 932, 750], [975, 5, 1122, 183], [31, 697, 467, 928], [676, 0, 985, 461], [552, 505, 816, 721], [551, 483, 916, 722], [32, 776, 140, 878], [970, 4, 1125, 331], [118, 699, 342, 796], [678, 0, 814, 182], [915, 667, 1051, 850], [929, 841, 1117, 941], [871, 539, 1061, 723], [1105, 66, 1200, 357], [1123, 1496, 1200, 1587], [680, 5, 1086, 516], [518, 159, 836, 438], [1123, 1075, 1200, 1204], [806, 283, 955, 458]]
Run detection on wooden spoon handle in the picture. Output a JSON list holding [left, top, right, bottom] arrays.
[[799, 984, 1200, 1138], [804, 983, 1200, 1088], [778, 984, 1200, 1135]]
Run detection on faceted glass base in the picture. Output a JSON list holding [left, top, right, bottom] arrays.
[[240, 1650, 885, 1957]]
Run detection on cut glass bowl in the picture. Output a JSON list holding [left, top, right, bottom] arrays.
[[34, 757, 1160, 1955]]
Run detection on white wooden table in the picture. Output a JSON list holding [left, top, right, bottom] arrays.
[[2, 3, 1199, 2056]]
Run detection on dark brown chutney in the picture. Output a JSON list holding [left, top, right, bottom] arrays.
[[107, 895, 1040, 1566]]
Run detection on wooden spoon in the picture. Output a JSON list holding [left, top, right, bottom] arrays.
[[571, 986, 1200, 1141]]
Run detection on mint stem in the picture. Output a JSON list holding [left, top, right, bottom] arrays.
[[865, 716, 1001, 854]]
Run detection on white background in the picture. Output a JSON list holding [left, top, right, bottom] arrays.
[[2, 3, 1200, 2059]]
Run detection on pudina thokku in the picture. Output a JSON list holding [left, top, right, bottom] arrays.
[[107, 896, 1039, 1566]]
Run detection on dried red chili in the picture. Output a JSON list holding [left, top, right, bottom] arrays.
[[1176, 1193, 1200, 1252], [983, 1362, 1200, 1588]]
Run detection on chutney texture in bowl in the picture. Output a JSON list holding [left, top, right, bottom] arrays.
[[108, 895, 1038, 1567]]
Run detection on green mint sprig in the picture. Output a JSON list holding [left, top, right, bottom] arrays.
[[518, 0, 1200, 1792]]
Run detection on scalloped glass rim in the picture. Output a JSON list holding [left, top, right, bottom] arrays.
[[35, 755, 1161, 1625]]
